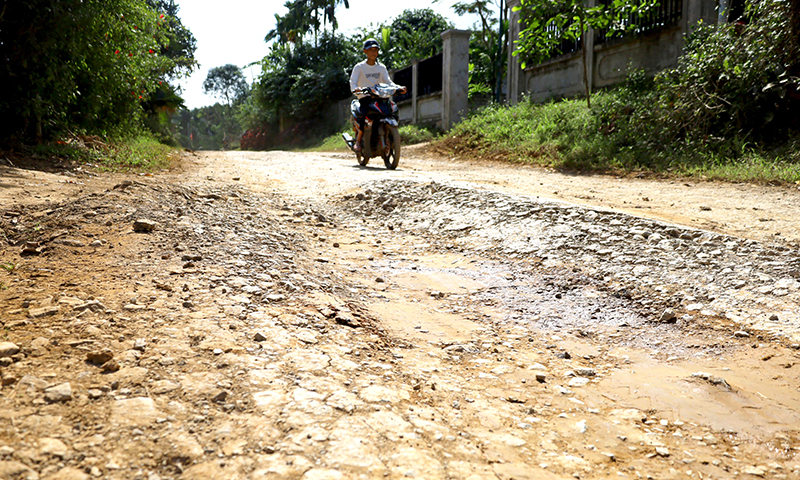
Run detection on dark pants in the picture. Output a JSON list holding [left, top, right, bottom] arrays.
[[357, 97, 372, 129]]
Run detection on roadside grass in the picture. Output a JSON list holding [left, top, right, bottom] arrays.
[[98, 136, 175, 171], [25, 134, 177, 172], [679, 152, 800, 183], [436, 94, 800, 184]]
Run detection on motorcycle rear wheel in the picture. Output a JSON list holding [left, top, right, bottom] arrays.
[[383, 126, 400, 170]]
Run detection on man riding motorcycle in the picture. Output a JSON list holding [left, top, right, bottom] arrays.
[[349, 38, 406, 152]]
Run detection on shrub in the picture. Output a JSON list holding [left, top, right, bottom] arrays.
[[399, 125, 438, 145]]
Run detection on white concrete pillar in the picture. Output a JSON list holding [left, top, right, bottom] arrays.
[[441, 29, 471, 131]]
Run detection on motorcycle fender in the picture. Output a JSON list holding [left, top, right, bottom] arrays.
[[381, 118, 399, 127]]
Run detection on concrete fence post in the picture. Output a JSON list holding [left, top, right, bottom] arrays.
[[441, 29, 471, 131]]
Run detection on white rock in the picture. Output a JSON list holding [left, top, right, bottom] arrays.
[[359, 385, 410, 403], [576, 420, 588, 434], [150, 380, 181, 395], [48, 466, 89, 479], [741, 465, 767, 477], [39, 437, 69, 457], [568, 377, 591, 387], [28, 306, 60, 318], [18, 375, 48, 390], [301, 468, 345, 480]]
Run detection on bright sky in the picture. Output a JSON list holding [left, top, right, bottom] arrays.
[[174, 0, 482, 109]]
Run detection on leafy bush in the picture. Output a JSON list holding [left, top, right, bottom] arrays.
[[364, 9, 455, 70], [654, 6, 800, 143], [445, 99, 604, 167], [0, 0, 196, 144], [400, 125, 439, 145], [255, 32, 360, 126], [592, 0, 799, 151]]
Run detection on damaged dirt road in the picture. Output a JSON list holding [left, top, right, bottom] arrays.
[[1, 148, 800, 480]]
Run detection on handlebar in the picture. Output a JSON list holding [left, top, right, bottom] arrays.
[[353, 84, 407, 97]]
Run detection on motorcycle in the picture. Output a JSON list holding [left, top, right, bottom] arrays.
[[342, 83, 404, 170]]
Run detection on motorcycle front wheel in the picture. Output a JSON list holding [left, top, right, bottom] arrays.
[[383, 126, 400, 170]]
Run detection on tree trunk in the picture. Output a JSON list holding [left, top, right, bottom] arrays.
[[494, 0, 506, 103], [580, 17, 591, 108]]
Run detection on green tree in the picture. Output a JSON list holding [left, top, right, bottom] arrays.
[[146, 0, 197, 74], [203, 65, 249, 107], [318, 0, 351, 34], [266, 0, 314, 45], [513, 0, 656, 107], [266, 0, 350, 46], [0, 0, 196, 143], [789, 0, 800, 77], [377, 9, 455, 69], [176, 104, 231, 150], [255, 31, 360, 129], [202, 65, 249, 149]]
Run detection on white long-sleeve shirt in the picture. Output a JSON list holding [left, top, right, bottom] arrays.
[[349, 60, 392, 99]]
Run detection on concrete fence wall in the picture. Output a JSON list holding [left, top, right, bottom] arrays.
[[392, 29, 471, 131], [505, 0, 719, 104]]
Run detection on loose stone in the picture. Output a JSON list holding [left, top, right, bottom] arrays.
[[659, 309, 677, 323], [101, 359, 121, 373], [45, 383, 73, 403], [28, 306, 60, 318], [133, 219, 158, 232], [0, 342, 20, 358], [86, 349, 114, 365]]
